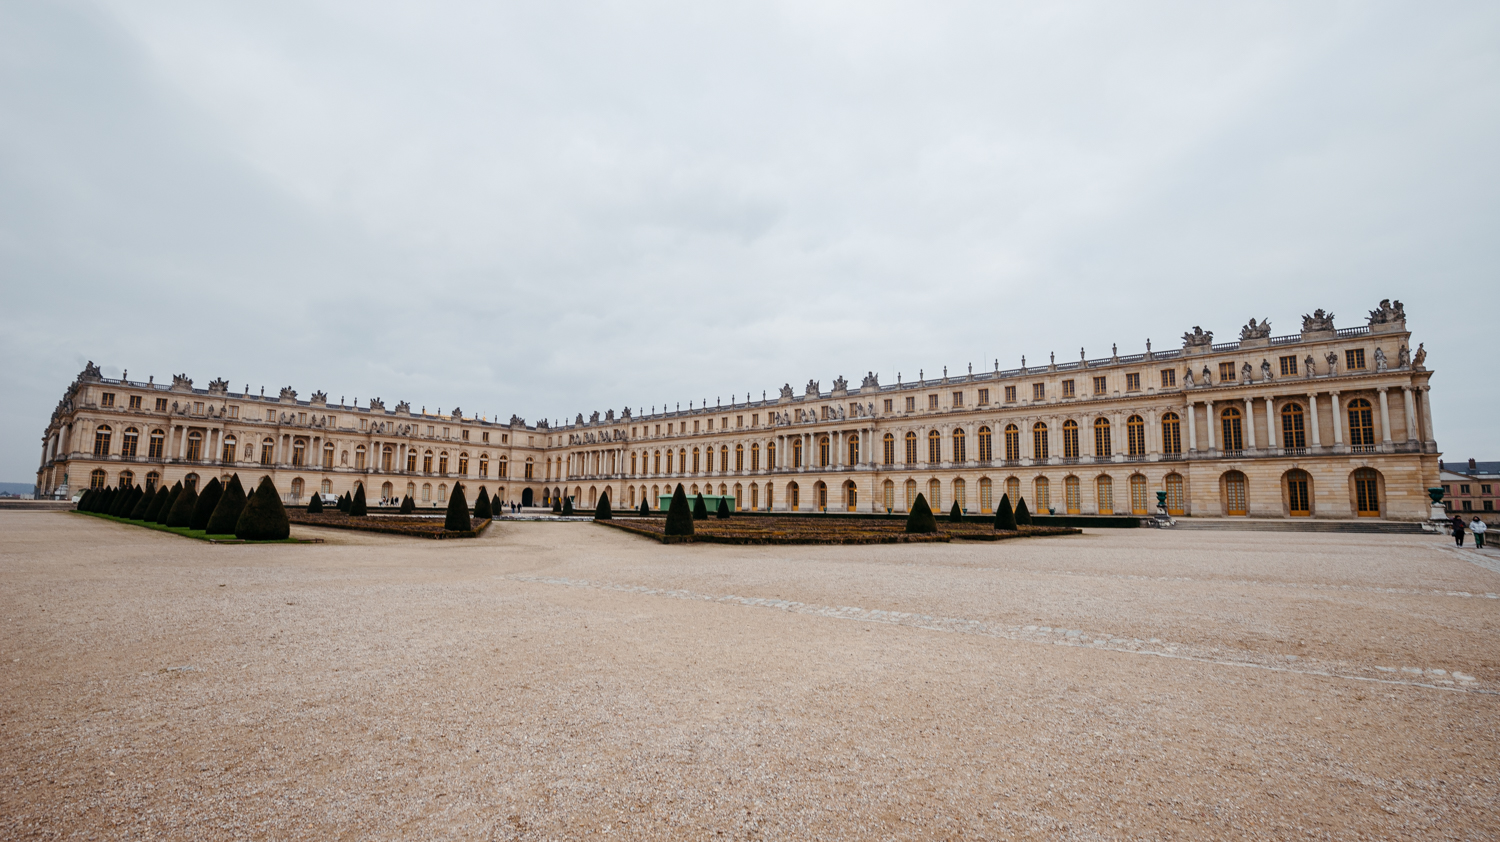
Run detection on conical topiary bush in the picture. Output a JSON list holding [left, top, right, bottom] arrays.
[[191, 477, 224, 530], [639, 500, 650, 516], [716, 496, 731, 519], [905, 493, 938, 534], [142, 485, 170, 522], [129, 486, 156, 520], [350, 484, 367, 517], [205, 475, 247, 535], [166, 482, 199, 528], [155, 483, 183, 525], [473, 488, 492, 520], [552, 496, 562, 513], [307, 488, 323, 514], [339, 492, 351, 513], [693, 493, 708, 520], [76, 489, 93, 511], [1014, 496, 1032, 525], [949, 501, 964, 523], [445, 482, 470, 531], [562, 495, 574, 516], [994, 493, 1017, 530], [399, 494, 415, 514], [594, 490, 611, 520], [109, 485, 135, 517], [94, 487, 114, 515], [664, 484, 693, 537], [235, 476, 290, 540]]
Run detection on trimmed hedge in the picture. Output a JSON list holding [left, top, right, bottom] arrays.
[[307, 489, 324, 514], [350, 484, 368, 517], [994, 493, 1017, 530], [445, 482, 471, 532], [693, 493, 708, 520], [165, 482, 199, 528], [1015, 497, 1032, 526], [236, 476, 290, 540], [155, 483, 183, 525], [595, 490, 612, 520], [474, 487, 492, 520], [206, 475, 247, 535], [664, 484, 694, 537], [129, 486, 156, 520], [949, 501, 964, 523], [400, 494, 416, 514], [905, 493, 937, 534], [191, 477, 224, 531]]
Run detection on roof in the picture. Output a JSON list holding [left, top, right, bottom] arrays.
[[1441, 461, 1500, 479]]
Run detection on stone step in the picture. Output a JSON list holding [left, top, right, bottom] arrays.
[[1169, 518, 1430, 534]]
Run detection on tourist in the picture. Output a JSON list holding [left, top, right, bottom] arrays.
[[1471, 516, 1488, 550], [1451, 514, 1467, 547]]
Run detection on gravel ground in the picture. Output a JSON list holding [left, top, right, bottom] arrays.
[[2, 511, 1497, 840]]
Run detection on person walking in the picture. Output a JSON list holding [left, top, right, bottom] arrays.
[[1471, 515, 1488, 549], [1451, 513, 1467, 547]]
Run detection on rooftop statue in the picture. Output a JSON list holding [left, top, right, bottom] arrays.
[[209, 378, 230, 394], [173, 374, 195, 391], [861, 372, 880, 389], [1182, 326, 1213, 347], [1367, 299, 1406, 325], [780, 383, 794, 400], [1301, 309, 1335, 332], [278, 386, 296, 401], [832, 375, 848, 392], [1240, 318, 1271, 340], [369, 397, 385, 412], [79, 361, 103, 381], [805, 379, 820, 397]]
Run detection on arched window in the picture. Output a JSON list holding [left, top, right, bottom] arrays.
[[438, 483, 447, 502], [765, 482, 775, 510], [458, 453, 469, 476], [1006, 476, 1021, 507], [323, 479, 334, 494], [1033, 423, 1049, 461], [904, 431, 918, 464], [437, 452, 448, 474], [904, 478, 918, 512], [183, 473, 199, 492], [406, 449, 418, 472], [1004, 425, 1020, 462], [704, 448, 713, 473], [788, 481, 800, 511], [1220, 408, 1244, 452], [1034, 476, 1050, 512], [766, 442, 775, 470], [882, 479, 895, 512], [524, 457, 534, 480], [847, 433, 859, 466], [382, 445, 394, 472], [1353, 468, 1380, 516], [883, 433, 895, 465], [121, 428, 139, 459], [1093, 418, 1111, 459], [406, 481, 415, 499], [927, 478, 942, 510], [977, 426, 992, 462], [952, 428, 967, 463], [1161, 413, 1181, 455], [928, 430, 942, 464], [979, 477, 992, 513], [818, 435, 830, 467], [423, 451, 434, 473], [1286, 469, 1310, 516], [693, 447, 701, 473], [1062, 420, 1079, 460], [260, 438, 274, 465], [792, 438, 803, 468], [499, 456, 509, 478], [952, 478, 966, 512], [380, 481, 392, 500], [118, 470, 134, 489], [815, 481, 827, 511], [421, 483, 431, 502], [1129, 474, 1148, 515], [733, 483, 742, 505], [1223, 470, 1248, 515], [90, 468, 107, 489], [291, 439, 305, 467], [478, 454, 488, 477], [1281, 403, 1306, 449], [290, 477, 304, 501], [664, 450, 674, 473], [721, 445, 730, 472], [1095, 475, 1113, 514], [148, 429, 166, 459], [145, 471, 160, 491], [222, 435, 237, 463], [751, 482, 761, 510], [653, 450, 661, 474], [1164, 473, 1184, 515], [679, 449, 687, 472], [735, 444, 744, 472], [1065, 476, 1081, 514], [1126, 415, 1145, 457], [751, 443, 760, 471], [93, 425, 112, 457], [1348, 399, 1376, 448]]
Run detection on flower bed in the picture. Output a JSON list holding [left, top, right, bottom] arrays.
[[285, 512, 492, 539], [597, 516, 1079, 545]]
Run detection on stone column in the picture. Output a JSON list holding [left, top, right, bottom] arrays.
[[1205, 401, 1216, 452], [1402, 387, 1417, 443], [1186, 402, 1197, 452], [833, 431, 842, 468], [1307, 393, 1321, 447], [1263, 397, 1276, 452], [1378, 388, 1392, 445], [1243, 398, 1256, 450], [1330, 392, 1343, 446], [1421, 386, 1436, 445]]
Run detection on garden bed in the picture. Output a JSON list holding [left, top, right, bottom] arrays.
[[597, 516, 1079, 544], [286, 512, 492, 539], [72, 511, 321, 544]]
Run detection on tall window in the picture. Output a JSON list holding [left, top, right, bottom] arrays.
[[1096, 476, 1114, 514], [883, 433, 895, 465], [121, 428, 139, 458], [905, 479, 918, 512], [291, 439, 304, 466], [721, 446, 730, 472], [952, 478, 966, 512], [789, 482, 800, 511], [1165, 473, 1184, 515], [792, 438, 802, 468], [1224, 471, 1248, 515], [383, 445, 394, 472], [1161, 413, 1181, 455], [261, 438, 274, 465], [1035, 477, 1051, 512], [979, 477, 992, 512], [1062, 420, 1079, 460], [1286, 469, 1310, 516], [479, 455, 488, 477], [818, 436, 829, 467], [222, 435, 237, 463], [1093, 418, 1112, 458], [736, 444, 744, 471], [407, 450, 418, 471], [90, 468, 107, 489], [883, 479, 895, 511], [766, 442, 774, 469], [524, 458, 533, 479], [952, 428, 966, 462], [1354, 468, 1380, 516], [149, 430, 165, 459], [1004, 425, 1019, 462], [93, 425, 112, 456], [1006, 477, 1021, 507], [145, 471, 160, 491], [458, 453, 469, 475], [1347, 399, 1375, 447], [952, 391, 963, 407], [423, 451, 434, 473], [904, 432, 918, 464], [1126, 415, 1145, 457], [1220, 408, 1244, 452], [1064, 476, 1080, 514], [1281, 403, 1306, 449], [500, 457, 509, 478], [1033, 423, 1049, 460], [118, 470, 134, 489], [928, 478, 942, 510], [1129, 474, 1148, 515], [358, 446, 369, 471], [847, 434, 858, 466], [693, 447, 701, 473], [928, 394, 939, 410], [977, 426, 992, 462], [751, 444, 760, 471], [928, 430, 942, 463]]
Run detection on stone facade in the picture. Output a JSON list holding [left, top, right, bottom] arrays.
[[37, 301, 1439, 519]]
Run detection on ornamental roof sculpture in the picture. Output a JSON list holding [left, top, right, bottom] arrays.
[[172, 373, 194, 391], [1301, 309, 1335, 332], [1240, 318, 1271, 340], [1182, 327, 1213, 348], [861, 371, 879, 389], [208, 378, 230, 394], [1368, 299, 1406, 325]]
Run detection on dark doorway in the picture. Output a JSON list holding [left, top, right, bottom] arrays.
[[522, 487, 534, 507]]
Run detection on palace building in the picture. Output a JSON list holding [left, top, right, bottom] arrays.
[[37, 300, 1438, 520]]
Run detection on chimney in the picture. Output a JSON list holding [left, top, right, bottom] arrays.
[[1470, 458, 1478, 471]]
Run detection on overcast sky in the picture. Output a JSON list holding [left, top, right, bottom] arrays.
[[2, 1, 1496, 482]]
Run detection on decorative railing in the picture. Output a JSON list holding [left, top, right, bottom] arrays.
[[1336, 326, 1372, 337]]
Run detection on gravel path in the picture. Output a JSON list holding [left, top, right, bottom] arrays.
[[2, 511, 1497, 840]]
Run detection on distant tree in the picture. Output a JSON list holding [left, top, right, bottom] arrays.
[[562, 495, 574, 516], [594, 490, 612, 520], [306, 487, 324, 514], [949, 501, 964, 523], [338, 492, 350, 513], [235, 476, 290, 540], [350, 484, 367, 517], [154, 483, 183, 525], [905, 493, 938, 534], [473, 487, 492, 519], [993, 493, 1017, 530], [445, 482, 471, 531], [399, 494, 416, 514], [693, 493, 708, 520], [664, 484, 694, 537], [191, 477, 224, 530], [716, 496, 732, 519], [1014, 497, 1032, 526], [205, 475, 247, 535], [129, 486, 156, 520], [165, 481, 199, 528]]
